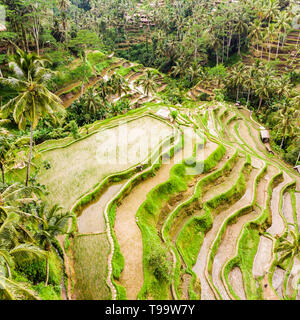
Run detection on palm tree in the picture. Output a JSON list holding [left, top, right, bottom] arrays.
[[0, 135, 12, 184], [249, 19, 263, 52], [229, 63, 245, 102], [34, 203, 73, 286], [275, 228, 299, 298], [136, 70, 159, 97], [171, 59, 187, 79], [109, 74, 129, 98], [274, 76, 292, 100], [0, 49, 64, 186], [235, 12, 249, 56], [244, 64, 257, 106], [83, 87, 102, 115], [96, 79, 112, 103], [188, 63, 204, 84], [266, 24, 276, 61], [0, 183, 44, 225], [275, 11, 292, 59], [0, 212, 46, 300], [273, 102, 299, 149], [263, 0, 280, 25]]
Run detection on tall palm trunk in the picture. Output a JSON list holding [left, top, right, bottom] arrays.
[[276, 33, 281, 59], [0, 162, 4, 184], [45, 255, 49, 286], [280, 134, 285, 149], [258, 97, 263, 111], [0, 163, 5, 184], [247, 87, 251, 106], [26, 122, 34, 187], [236, 86, 239, 102], [295, 151, 300, 166], [227, 31, 233, 59]]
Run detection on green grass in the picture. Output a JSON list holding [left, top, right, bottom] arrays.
[[73, 234, 111, 300]]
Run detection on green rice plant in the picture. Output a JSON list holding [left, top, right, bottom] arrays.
[[72, 234, 111, 300]]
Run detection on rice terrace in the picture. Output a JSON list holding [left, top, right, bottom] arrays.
[[0, 0, 299, 302]]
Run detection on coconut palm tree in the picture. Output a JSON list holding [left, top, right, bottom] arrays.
[[235, 12, 249, 56], [274, 76, 292, 100], [83, 87, 102, 115], [0, 135, 13, 184], [0, 212, 46, 300], [275, 11, 292, 59], [229, 62, 245, 102], [34, 203, 73, 286], [244, 64, 258, 106], [266, 24, 276, 61], [249, 19, 263, 52], [109, 73, 129, 98], [0, 183, 44, 226], [263, 0, 280, 25], [273, 103, 299, 149], [96, 79, 112, 103], [136, 70, 159, 97], [171, 59, 187, 79], [275, 228, 299, 298], [0, 49, 64, 186]]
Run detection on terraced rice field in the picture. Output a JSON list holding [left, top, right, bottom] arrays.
[[28, 51, 299, 301], [52, 99, 299, 301]]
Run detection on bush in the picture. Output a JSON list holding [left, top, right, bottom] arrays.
[[16, 252, 62, 287], [69, 120, 80, 139], [148, 246, 171, 283]]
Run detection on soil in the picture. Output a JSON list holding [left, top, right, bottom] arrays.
[[228, 267, 246, 300], [77, 182, 125, 234], [262, 273, 280, 300]]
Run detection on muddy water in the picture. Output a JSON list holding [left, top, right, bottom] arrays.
[[228, 267, 246, 300], [211, 168, 260, 300], [253, 236, 273, 278], [114, 127, 201, 299], [77, 183, 125, 234], [262, 273, 280, 300], [273, 267, 285, 298], [253, 167, 278, 279], [267, 173, 293, 237], [282, 192, 295, 225]]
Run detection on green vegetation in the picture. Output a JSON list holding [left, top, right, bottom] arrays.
[[0, 0, 299, 302]]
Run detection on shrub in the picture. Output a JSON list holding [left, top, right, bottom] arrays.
[[148, 245, 171, 283], [69, 120, 80, 139]]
